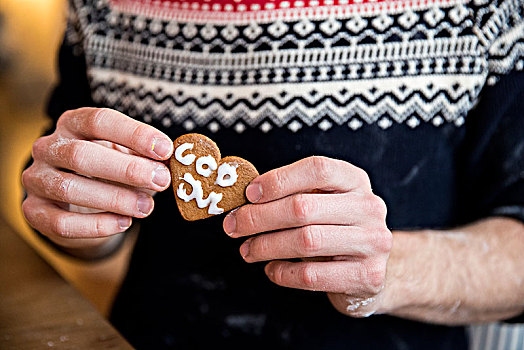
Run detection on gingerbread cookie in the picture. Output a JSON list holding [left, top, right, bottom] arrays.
[[170, 133, 259, 221]]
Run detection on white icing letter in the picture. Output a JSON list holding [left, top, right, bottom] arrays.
[[207, 192, 224, 215], [175, 143, 196, 165], [196, 155, 218, 178], [215, 163, 239, 187], [176, 173, 224, 215], [177, 173, 207, 207]]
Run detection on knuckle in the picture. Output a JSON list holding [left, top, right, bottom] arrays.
[[57, 108, 87, 132], [249, 236, 269, 259], [271, 168, 288, 195], [124, 160, 145, 185], [375, 196, 388, 218], [109, 190, 128, 213], [300, 226, 323, 255], [355, 167, 372, 189], [21, 168, 33, 190], [301, 263, 318, 288], [22, 197, 49, 233], [52, 214, 71, 238], [21, 198, 33, 222], [272, 263, 285, 285], [57, 109, 74, 128], [68, 141, 87, 170], [130, 123, 150, 149], [256, 236, 271, 257], [32, 137, 48, 160], [292, 194, 314, 223], [94, 217, 102, 237], [54, 175, 73, 203], [377, 227, 393, 253], [242, 205, 259, 232], [89, 108, 110, 135], [93, 217, 110, 237], [309, 156, 333, 185], [365, 194, 388, 219], [362, 261, 386, 294]]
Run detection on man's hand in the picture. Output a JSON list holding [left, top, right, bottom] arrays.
[[22, 108, 173, 256], [223, 156, 392, 317]]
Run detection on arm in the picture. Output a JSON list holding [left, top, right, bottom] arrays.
[[374, 217, 524, 324]]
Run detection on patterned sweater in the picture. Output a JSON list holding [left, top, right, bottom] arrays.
[[65, 0, 523, 132], [46, 0, 524, 348]]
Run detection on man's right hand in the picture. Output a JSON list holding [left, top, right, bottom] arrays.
[[22, 108, 173, 253]]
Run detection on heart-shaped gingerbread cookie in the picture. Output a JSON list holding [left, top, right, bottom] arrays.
[[170, 133, 259, 221]]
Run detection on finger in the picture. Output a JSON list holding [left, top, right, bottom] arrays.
[[264, 260, 385, 295], [58, 108, 173, 160], [224, 192, 387, 237], [40, 137, 171, 191], [240, 225, 391, 262], [245, 156, 371, 204], [92, 140, 141, 156], [22, 195, 132, 239], [23, 163, 154, 218]]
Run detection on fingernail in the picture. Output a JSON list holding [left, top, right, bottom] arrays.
[[137, 194, 153, 216], [223, 210, 237, 236], [152, 165, 171, 188], [151, 138, 173, 159], [246, 183, 262, 203], [265, 264, 274, 279], [118, 217, 132, 230], [240, 239, 250, 258]]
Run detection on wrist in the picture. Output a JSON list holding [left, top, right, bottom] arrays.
[[375, 230, 437, 315]]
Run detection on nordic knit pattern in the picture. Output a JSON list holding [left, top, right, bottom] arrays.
[[66, 0, 523, 133]]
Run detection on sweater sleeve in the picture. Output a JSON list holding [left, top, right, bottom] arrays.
[[479, 0, 524, 86], [457, 70, 524, 323], [25, 2, 111, 259], [46, 0, 95, 125]]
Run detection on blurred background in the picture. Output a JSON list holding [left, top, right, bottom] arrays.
[[0, 0, 134, 317]]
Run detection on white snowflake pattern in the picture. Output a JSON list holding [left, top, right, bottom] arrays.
[[260, 121, 273, 133], [424, 7, 445, 27], [288, 120, 303, 132], [320, 18, 342, 36], [268, 21, 289, 38], [407, 116, 420, 128], [398, 10, 419, 29], [346, 16, 368, 33], [201, 24, 218, 40], [133, 16, 146, 32], [149, 19, 163, 34], [221, 24, 239, 41], [318, 119, 333, 131], [208, 121, 220, 133], [372, 14, 394, 31], [165, 21, 179, 36], [449, 5, 469, 24], [348, 119, 363, 130], [182, 23, 198, 39], [234, 122, 246, 133], [243, 22, 263, 40], [432, 116, 444, 127], [293, 18, 315, 37], [183, 119, 196, 131], [378, 117, 393, 129]]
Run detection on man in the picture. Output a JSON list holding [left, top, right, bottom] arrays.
[[21, 0, 524, 348]]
